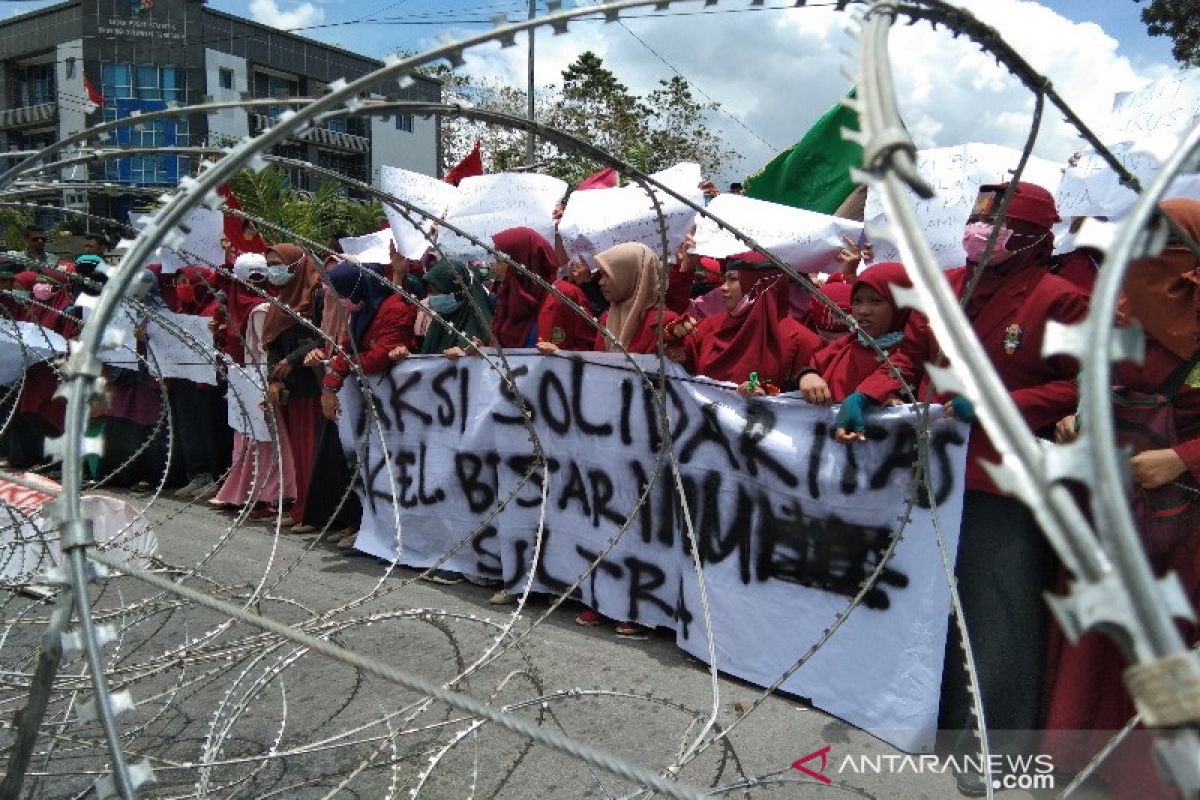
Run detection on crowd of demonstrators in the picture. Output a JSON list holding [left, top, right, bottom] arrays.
[[3, 177, 1199, 797]]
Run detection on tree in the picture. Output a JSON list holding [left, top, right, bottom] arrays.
[[1136, 0, 1200, 66], [425, 51, 739, 188], [227, 165, 384, 246]]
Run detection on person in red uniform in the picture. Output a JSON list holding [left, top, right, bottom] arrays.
[[318, 259, 419, 419], [489, 227, 559, 348], [1043, 198, 1200, 799], [799, 260, 912, 404], [589, 242, 690, 355], [834, 182, 1089, 794], [9, 267, 81, 469], [680, 251, 822, 393], [535, 257, 598, 351]]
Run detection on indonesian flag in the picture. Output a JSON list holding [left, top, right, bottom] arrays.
[[443, 139, 483, 187], [83, 75, 103, 114]]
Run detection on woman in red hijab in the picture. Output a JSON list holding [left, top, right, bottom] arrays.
[[535, 257, 597, 351], [681, 252, 822, 393], [800, 261, 911, 404], [1043, 199, 1200, 799], [489, 227, 559, 348]]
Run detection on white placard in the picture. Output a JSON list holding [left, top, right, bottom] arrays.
[[0, 321, 67, 385], [145, 311, 217, 384], [1056, 70, 1200, 218], [337, 353, 969, 753], [128, 207, 225, 274], [558, 162, 704, 268], [864, 143, 1065, 269], [380, 165, 459, 260], [224, 358, 271, 441], [693, 194, 864, 272], [437, 172, 567, 260], [339, 230, 394, 265]]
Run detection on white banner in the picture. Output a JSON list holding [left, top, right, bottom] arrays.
[[379, 167, 567, 262], [437, 173, 567, 260], [145, 311, 217, 384], [693, 194, 864, 271], [1056, 70, 1200, 217], [126, 207, 226, 274], [865, 143, 1064, 269], [558, 163, 704, 268], [380, 165, 458, 260], [0, 320, 67, 385], [337, 354, 968, 753]]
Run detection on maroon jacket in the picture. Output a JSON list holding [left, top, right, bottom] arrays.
[[858, 266, 1089, 494]]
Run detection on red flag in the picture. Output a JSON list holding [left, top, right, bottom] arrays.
[[83, 74, 104, 107], [217, 184, 268, 261], [444, 139, 483, 187], [576, 167, 617, 191]]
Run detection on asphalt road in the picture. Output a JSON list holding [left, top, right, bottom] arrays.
[[0, 489, 1107, 799]]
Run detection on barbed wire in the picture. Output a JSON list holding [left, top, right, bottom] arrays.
[[0, 1, 1194, 798]]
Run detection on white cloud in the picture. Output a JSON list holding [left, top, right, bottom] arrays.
[[437, 1, 1175, 185], [248, 0, 324, 30]]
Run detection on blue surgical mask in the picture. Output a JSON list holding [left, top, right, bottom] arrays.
[[266, 266, 293, 286], [427, 294, 460, 314]]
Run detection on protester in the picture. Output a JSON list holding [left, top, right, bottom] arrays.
[[833, 182, 1088, 793], [534, 257, 598, 352], [679, 251, 822, 393], [260, 244, 323, 524], [537, 242, 688, 356], [799, 261, 912, 404], [305, 256, 418, 545], [489, 227, 559, 348], [7, 268, 78, 469], [164, 266, 231, 498], [210, 253, 298, 517], [1043, 198, 1200, 799], [419, 259, 493, 356]]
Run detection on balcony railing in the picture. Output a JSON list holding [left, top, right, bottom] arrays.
[[0, 101, 57, 129], [250, 113, 369, 153]]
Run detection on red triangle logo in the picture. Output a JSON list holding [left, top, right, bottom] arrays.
[[791, 745, 832, 784]]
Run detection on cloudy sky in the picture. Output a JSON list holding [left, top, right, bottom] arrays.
[[4, 0, 1186, 182]]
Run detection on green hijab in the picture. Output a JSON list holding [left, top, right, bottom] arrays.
[[419, 259, 494, 354]]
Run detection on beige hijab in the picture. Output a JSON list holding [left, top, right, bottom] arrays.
[[595, 242, 663, 352]]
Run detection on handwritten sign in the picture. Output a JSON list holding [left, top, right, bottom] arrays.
[[1056, 70, 1200, 217], [693, 194, 864, 272], [128, 207, 226, 274], [145, 311, 216, 384], [0, 321, 67, 385], [864, 143, 1064, 269], [380, 165, 460, 260], [224, 358, 272, 441], [337, 353, 969, 753], [558, 162, 704, 268], [437, 173, 567, 260], [339, 230, 394, 265]]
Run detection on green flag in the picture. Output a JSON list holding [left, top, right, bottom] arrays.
[[743, 89, 861, 214]]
